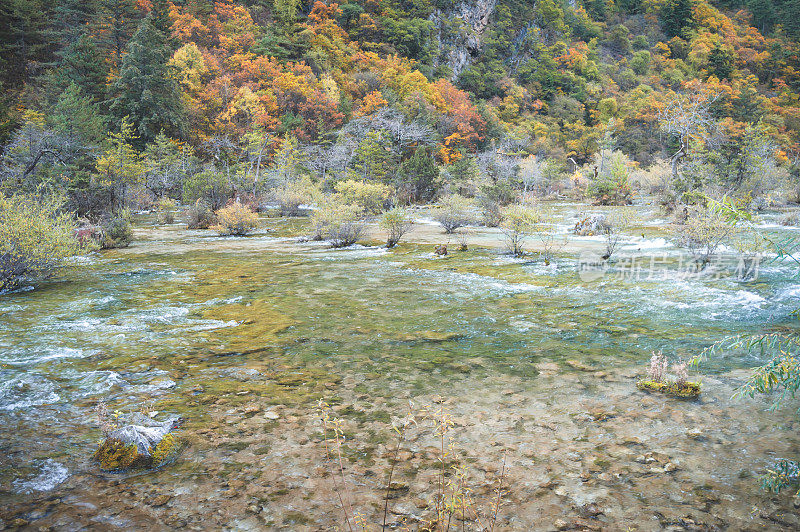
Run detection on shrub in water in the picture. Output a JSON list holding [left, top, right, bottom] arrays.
[[212, 202, 259, 236], [155, 197, 176, 224], [380, 207, 414, 248], [187, 199, 216, 229], [586, 152, 634, 206], [275, 175, 320, 216], [434, 194, 476, 233], [779, 211, 799, 227], [500, 204, 542, 256], [182, 169, 232, 210], [100, 211, 133, 249], [677, 205, 733, 267], [637, 351, 701, 398], [311, 199, 365, 248], [0, 191, 83, 291]]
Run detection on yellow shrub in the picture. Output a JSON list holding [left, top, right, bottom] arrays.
[[275, 175, 321, 216], [310, 198, 365, 247], [212, 202, 259, 236], [334, 179, 392, 214], [0, 191, 83, 291]]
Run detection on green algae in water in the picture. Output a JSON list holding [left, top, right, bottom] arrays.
[[200, 299, 294, 354], [637, 379, 701, 399]]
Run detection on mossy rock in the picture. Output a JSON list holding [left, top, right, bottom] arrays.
[[94, 432, 182, 472], [93, 438, 147, 471], [637, 379, 701, 399], [395, 330, 463, 344], [150, 433, 182, 467]]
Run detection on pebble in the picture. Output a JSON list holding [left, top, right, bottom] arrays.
[[264, 411, 280, 420], [151, 494, 172, 507], [581, 503, 603, 517], [554, 518, 569, 530], [687, 429, 704, 440]]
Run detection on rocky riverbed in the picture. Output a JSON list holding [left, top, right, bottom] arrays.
[[2, 204, 799, 530]]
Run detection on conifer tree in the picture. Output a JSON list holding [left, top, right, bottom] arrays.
[[110, 16, 185, 145], [397, 147, 439, 202], [53, 33, 109, 104], [149, 0, 178, 49], [660, 0, 695, 39], [51, 83, 107, 145], [98, 0, 141, 68]]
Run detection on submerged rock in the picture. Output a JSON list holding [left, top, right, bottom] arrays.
[[93, 413, 182, 471]]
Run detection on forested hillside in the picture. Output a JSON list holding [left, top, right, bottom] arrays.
[[6, 2, 800, 528], [2, 0, 800, 213]]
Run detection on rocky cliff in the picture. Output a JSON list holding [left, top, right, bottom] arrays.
[[430, 0, 498, 80]]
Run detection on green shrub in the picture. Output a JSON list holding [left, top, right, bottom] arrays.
[[478, 182, 516, 227], [275, 176, 320, 216], [434, 195, 476, 233], [380, 207, 414, 248], [212, 202, 259, 236], [0, 192, 83, 291], [155, 197, 176, 224], [310, 199, 365, 247], [187, 199, 216, 229], [678, 205, 732, 267], [500, 204, 541, 256], [182, 170, 232, 210], [101, 211, 134, 249], [587, 153, 634, 206]]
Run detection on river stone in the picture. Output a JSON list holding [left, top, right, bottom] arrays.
[[108, 413, 180, 456], [151, 494, 172, 507]]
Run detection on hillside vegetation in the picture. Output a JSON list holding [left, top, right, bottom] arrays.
[[1, 0, 799, 213]]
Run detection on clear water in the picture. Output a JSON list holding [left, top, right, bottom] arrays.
[[1, 205, 799, 530]]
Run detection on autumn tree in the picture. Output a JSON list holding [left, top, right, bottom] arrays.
[[95, 118, 145, 209]]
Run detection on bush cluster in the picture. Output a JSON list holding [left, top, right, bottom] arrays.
[[0, 192, 83, 291], [212, 202, 259, 236]]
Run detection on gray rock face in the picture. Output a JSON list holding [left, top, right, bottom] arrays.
[[430, 0, 498, 79]]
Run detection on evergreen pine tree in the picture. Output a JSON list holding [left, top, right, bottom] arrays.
[[52, 33, 109, 104], [49, 0, 101, 49], [0, 0, 52, 89], [747, 0, 776, 34], [110, 16, 185, 145], [98, 0, 141, 69], [397, 147, 439, 202], [661, 0, 695, 39], [51, 83, 107, 145], [149, 0, 178, 49]]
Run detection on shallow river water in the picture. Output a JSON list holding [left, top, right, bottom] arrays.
[[1, 203, 800, 531]]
